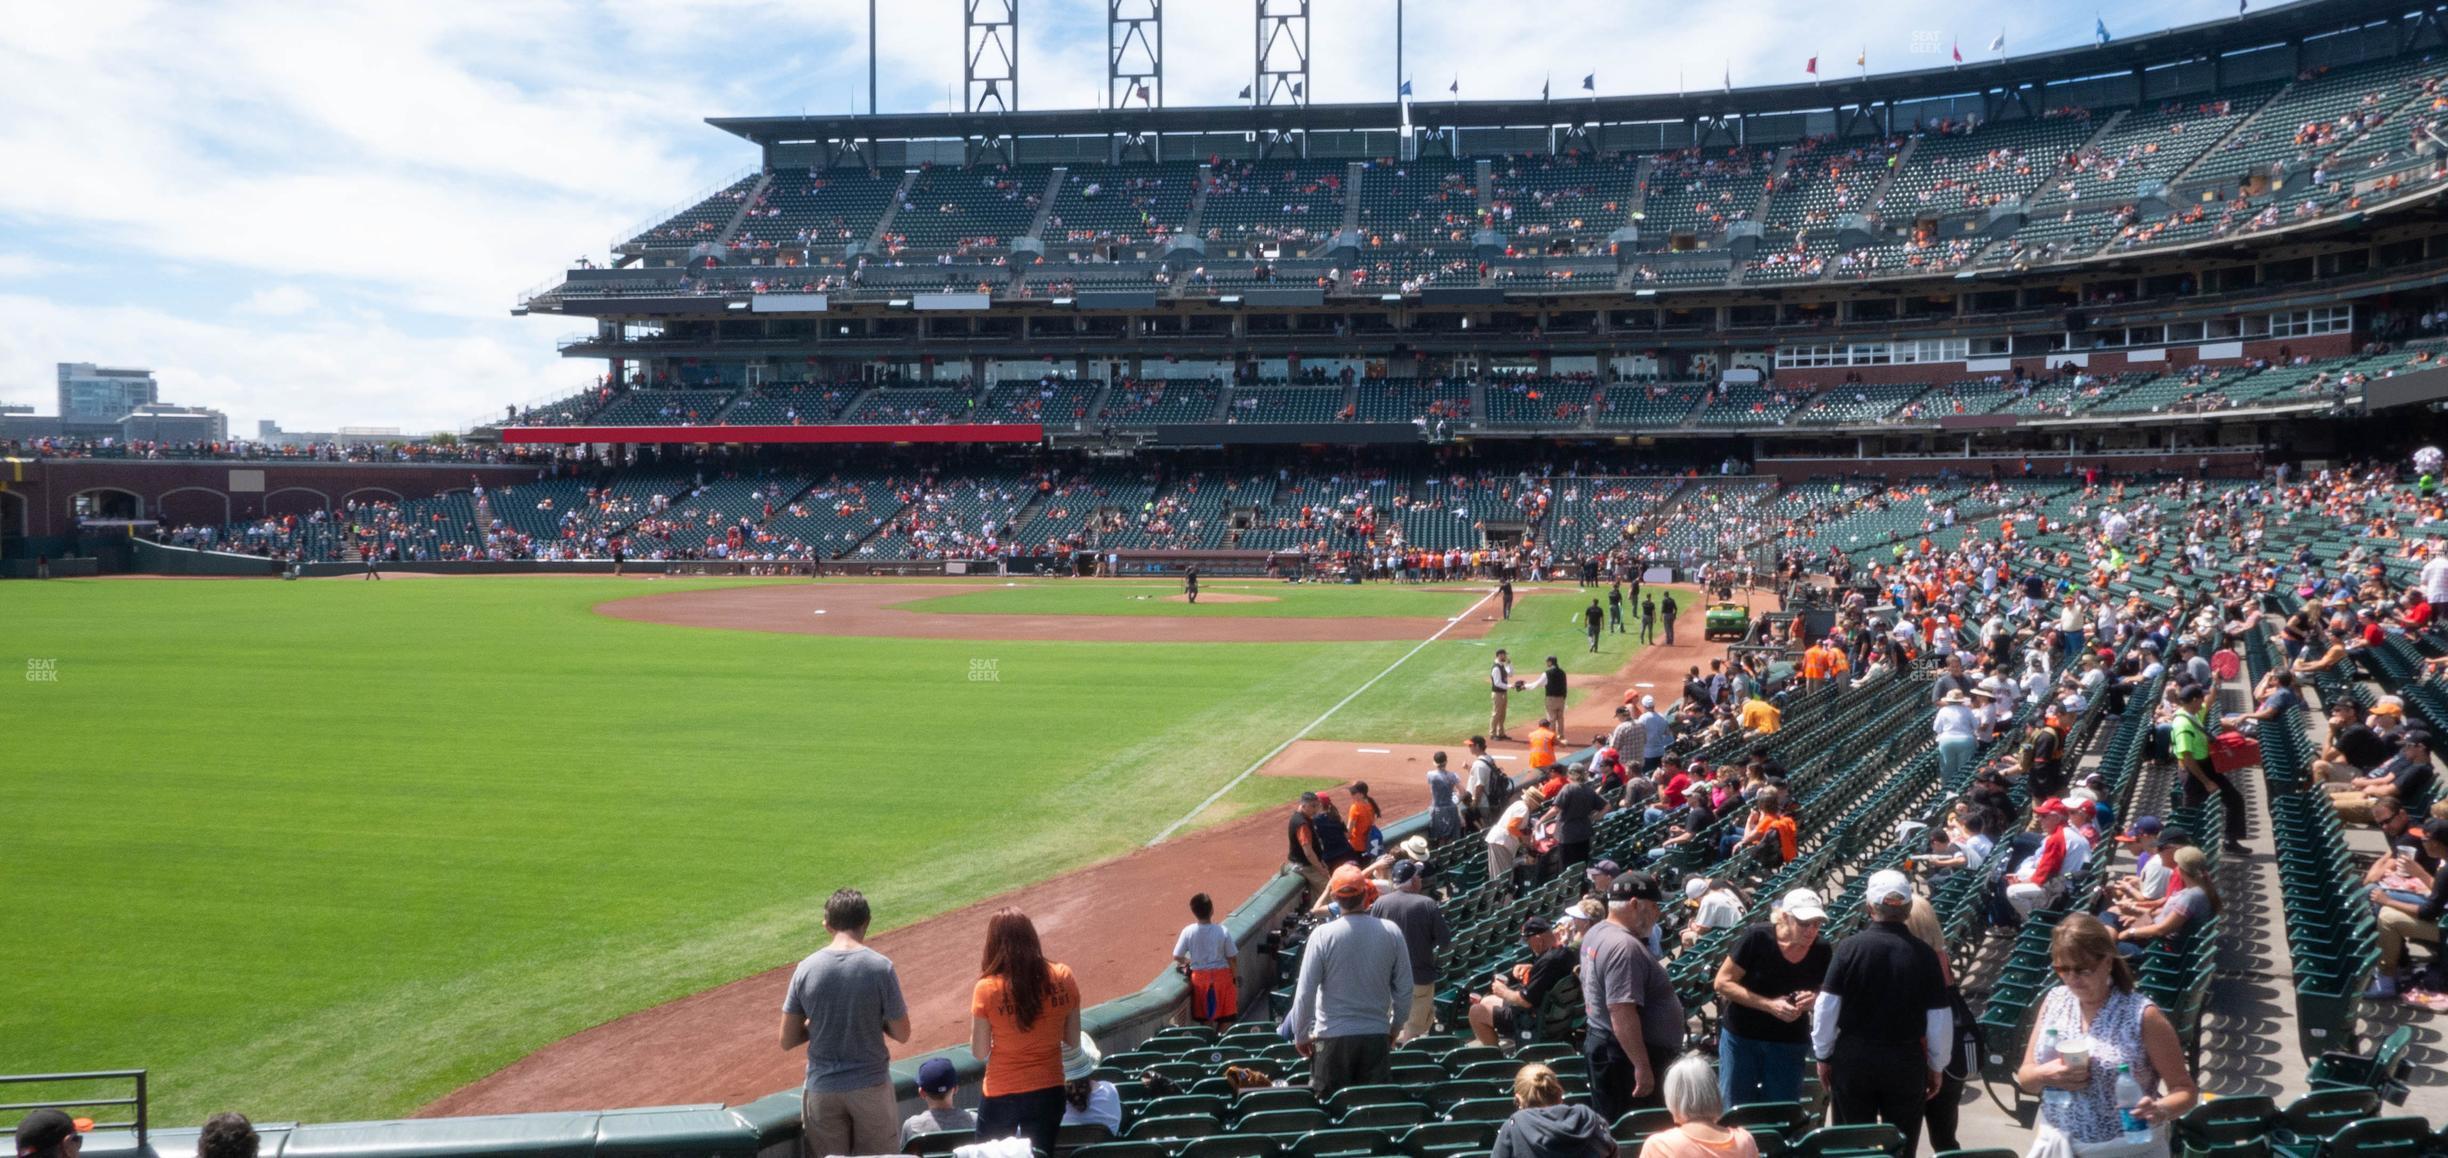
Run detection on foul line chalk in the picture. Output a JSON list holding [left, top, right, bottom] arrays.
[[1148, 586, 1500, 845]]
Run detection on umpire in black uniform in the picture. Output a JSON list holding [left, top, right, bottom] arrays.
[[1809, 869, 1952, 1157]]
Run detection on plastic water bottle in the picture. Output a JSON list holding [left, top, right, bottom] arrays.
[[2039, 1031, 2072, 1114], [2115, 1064, 2150, 1143]]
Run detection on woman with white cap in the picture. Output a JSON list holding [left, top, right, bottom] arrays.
[[1058, 1034, 1121, 1134], [1711, 888, 1831, 1108], [1933, 689, 1981, 785]]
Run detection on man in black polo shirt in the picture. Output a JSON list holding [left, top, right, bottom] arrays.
[[1582, 873, 1685, 1122], [1810, 870, 1950, 1157], [1467, 916, 1579, 1046]]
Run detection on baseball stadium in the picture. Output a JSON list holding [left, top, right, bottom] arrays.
[[14, 1, 2448, 1156]]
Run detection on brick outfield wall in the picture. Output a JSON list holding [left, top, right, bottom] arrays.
[[5, 461, 545, 539], [1767, 332, 2357, 390]]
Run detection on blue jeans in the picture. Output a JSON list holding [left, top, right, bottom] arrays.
[[1935, 734, 1977, 785], [1719, 1031, 1808, 1108]]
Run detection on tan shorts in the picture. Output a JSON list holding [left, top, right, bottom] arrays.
[[1402, 983, 1437, 1040], [801, 1081, 896, 1158]]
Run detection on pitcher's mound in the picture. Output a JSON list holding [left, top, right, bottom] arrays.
[[1162, 592, 1278, 604]]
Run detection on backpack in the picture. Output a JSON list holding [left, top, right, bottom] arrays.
[[1476, 755, 1513, 814]]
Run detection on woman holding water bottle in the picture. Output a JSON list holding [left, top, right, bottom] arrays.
[[2013, 915, 2198, 1157]]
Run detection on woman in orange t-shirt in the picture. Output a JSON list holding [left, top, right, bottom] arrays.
[[970, 908, 1083, 1156]]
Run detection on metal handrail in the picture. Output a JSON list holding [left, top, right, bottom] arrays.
[[0, 1070, 147, 1148]]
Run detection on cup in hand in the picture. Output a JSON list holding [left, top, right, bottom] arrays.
[[2057, 1034, 2093, 1082]]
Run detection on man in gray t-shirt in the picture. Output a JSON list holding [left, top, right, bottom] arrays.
[[781, 889, 912, 1158], [1369, 861, 1451, 1043], [1580, 874, 1684, 1123]]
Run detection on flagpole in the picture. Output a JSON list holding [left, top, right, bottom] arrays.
[[1395, 0, 1404, 107]]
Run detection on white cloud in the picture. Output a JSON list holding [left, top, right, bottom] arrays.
[[234, 286, 321, 318], [0, 254, 69, 279], [0, 0, 2241, 432], [0, 294, 582, 435]]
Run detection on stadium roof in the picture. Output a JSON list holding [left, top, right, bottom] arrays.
[[710, 0, 2433, 146]]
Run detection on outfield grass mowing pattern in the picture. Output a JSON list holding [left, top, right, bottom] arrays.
[[896, 580, 1491, 618], [3, 578, 1434, 1124]]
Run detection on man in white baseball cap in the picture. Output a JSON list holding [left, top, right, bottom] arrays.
[[1809, 870, 1951, 1155]]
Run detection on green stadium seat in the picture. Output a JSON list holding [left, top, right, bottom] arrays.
[[1324, 1086, 1416, 1115], [2174, 1096, 2277, 1158], [1789, 1124, 1908, 1158], [1611, 1108, 1676, 1142], [1395, 1121, 1494, 1158], [1444, 1098, 1515, 1123], [1142, 1096, 1228, 1121], [1056, 1125, 1115, 1152], [1725, 1102, 1809, 1133], [1239, 1110, 1332, 1136], [1178, 1136, 1285, 1158], [1125, 1114, 1220, 1142], [905, 1129, 974, 1156], [2311, 1117, 2432, 1158], [1235, 1088, 1323, 1117], [1337, 1104, 1432, 1131], [1072, 1143, 1170, 1158], [1284, 1128, 1403, 1158]]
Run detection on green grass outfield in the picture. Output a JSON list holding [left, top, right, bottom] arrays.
[[896, 579, 1496, 618], [1, 576, 1652, 1124]]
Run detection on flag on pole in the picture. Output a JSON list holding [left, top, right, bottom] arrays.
[[1238, 84, 1252, 100], [1136, 83, 1152, 105], [2095, 17, 2111, 44], [1952, 39, 1963, 63], [1448, 76, 1459, 95], [1581, 73, 1595, 92], [1805, 55, 1818, 75], [1399, 79, 1412, 97], [1540, 76, 1550, 100], [1291, 81, 1304, 97], [1856, 46, 1866, 76], [1723, 61, 1732, 92], [1989, 31, 2005, 53]]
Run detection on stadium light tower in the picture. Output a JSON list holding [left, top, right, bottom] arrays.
[[1109, 1, 1164, 161], [1108, 1, 1161, 110], [965, 0, 1019, 114], [1254, 0, 1309, 108]]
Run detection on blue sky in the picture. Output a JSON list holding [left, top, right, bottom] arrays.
[[0, 0, 2222, 434]]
